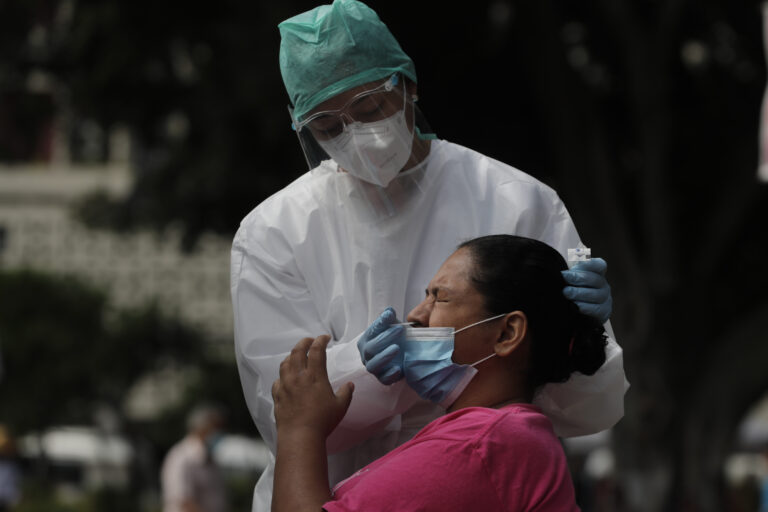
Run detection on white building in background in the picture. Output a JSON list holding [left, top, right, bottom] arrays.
[[0, 162, 272, 497], [0, 162, 234, 345]]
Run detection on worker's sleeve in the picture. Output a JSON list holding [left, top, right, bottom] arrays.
[[495, 181, 629, 437], [231, 225, 418, 455]]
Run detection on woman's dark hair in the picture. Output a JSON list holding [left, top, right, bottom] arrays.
[[458, 234, 607, 388]]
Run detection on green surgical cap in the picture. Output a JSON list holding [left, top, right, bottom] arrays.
[[279, 0, 417, 121]]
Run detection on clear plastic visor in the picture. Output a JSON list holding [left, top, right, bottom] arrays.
[[293, 74, 406, 141]]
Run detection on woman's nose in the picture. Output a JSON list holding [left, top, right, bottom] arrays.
[[406, 299, 430, 327]]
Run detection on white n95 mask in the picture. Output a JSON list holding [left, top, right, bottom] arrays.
[[399, 314, 506, 408], [317, 108, 414, 188]]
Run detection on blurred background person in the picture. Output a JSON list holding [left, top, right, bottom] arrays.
[[761, 445, 768, 512], [0, 425, 20, 512], [161, 404, 228, 512]]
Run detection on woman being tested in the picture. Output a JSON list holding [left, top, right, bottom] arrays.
[[271, 235, 607, 511]]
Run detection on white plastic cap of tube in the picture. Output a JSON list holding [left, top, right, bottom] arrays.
[[567, 244, 591, 269]]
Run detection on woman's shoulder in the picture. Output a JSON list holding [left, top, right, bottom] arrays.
[[415, 404, 555, 444], [474, 404, 571, 480], [490, 404, 561, 446]]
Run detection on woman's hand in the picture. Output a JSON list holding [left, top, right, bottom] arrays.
[[272, 336, 353, 512], [272, 335, 355, 438]]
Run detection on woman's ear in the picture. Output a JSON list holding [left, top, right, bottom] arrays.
[[495, 311, 528, 357]]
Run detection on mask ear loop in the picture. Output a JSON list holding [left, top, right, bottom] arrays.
[[454, 313, 507, 334], [470, 352, 497, 368], [458, 313, 508, 368]]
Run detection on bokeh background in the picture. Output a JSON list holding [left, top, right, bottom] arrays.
[[1, 0, 768, 511]]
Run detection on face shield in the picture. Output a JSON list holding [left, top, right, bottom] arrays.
[[288, 74, 434, 187]]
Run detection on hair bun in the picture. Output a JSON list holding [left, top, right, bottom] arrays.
[[569, 316, 608, 376]]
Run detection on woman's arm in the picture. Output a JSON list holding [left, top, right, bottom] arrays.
[[271, 335, 355, 512], [232, 227, 418, 457], [273, 429, 330, 512]]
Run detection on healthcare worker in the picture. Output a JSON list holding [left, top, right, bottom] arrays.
[[230, 1, 628, 510]]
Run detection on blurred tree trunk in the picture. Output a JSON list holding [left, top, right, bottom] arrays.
[[511, 1, 768, 510], [510, 3, 672, 510], [682, 304, 768, 509]]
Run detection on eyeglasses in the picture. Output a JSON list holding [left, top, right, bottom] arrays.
[[291, 74, 406, 140]]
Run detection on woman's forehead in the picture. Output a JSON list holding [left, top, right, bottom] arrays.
[[430, 249, 474, 290]]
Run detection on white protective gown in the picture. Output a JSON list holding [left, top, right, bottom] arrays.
[[231, 139, 628, 512]]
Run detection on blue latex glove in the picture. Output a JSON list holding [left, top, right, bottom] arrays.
[[561, 257, 613, 324], [357, 307, 405, 385]]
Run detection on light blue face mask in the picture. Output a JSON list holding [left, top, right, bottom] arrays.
[[205, 431, 224, 454], [399, 314, 506, 407]]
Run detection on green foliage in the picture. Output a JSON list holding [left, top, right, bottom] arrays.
[[0, 269, 252, 509], [0, 268, 206, 433], [225, 471, 262, 512], [131, 356, 257, 459], [14, 479, 151, 512], [0, 1, 58, 162], [14, 473, 250, 512], [101, 302, 206, 399], [58, 0, 309, 250], [179, 358, 256, 436], [79, 487, 148, 512], [0, 270, 107, 432]]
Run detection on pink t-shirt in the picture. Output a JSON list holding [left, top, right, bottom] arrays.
[[323, 404, 579, 512]]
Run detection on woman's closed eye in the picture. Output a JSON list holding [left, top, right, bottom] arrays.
[[433, 292, 451, 303], [425, 287, 450, 303]]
